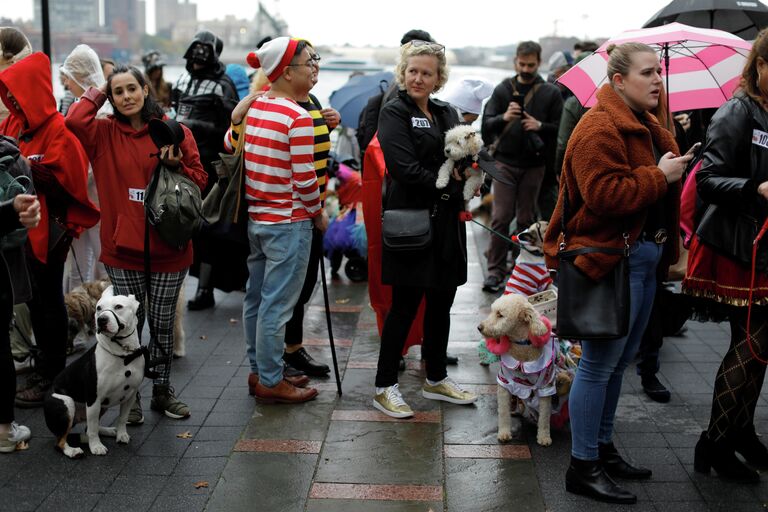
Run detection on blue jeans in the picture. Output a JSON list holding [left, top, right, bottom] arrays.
[[243, 220, 313, 387], [569, 240, 663, 460]]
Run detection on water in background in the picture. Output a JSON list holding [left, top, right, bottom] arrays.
[[53, 64, 512, 114]]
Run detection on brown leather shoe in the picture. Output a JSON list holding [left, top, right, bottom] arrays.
[[248, 373, 309, 394], [253, 379, 318, 404]]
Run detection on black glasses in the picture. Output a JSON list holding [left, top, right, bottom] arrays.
[[406, 40, 445, 54], [288, 54, 321, 68]]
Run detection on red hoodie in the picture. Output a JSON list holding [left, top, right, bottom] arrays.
[[66, 87, 207, 272], [0, 52, 99, 263]]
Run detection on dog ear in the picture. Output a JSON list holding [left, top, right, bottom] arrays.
[[102, 285, 114, 298]]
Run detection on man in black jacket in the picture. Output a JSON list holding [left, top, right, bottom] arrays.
[[173, 30, 239, 310], [481, 41, 563, 292]]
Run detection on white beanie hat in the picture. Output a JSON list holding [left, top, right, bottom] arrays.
[[246, 36, 300, 82], [441, 77, 494, 115]]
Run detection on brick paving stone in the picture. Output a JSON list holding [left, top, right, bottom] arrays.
[[444, 444, 531, 459], [234, 439, 322, 454], [306, 499, 445, 511], [309, 483, 443, 501]]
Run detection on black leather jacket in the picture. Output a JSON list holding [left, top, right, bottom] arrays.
[[696, 93, 768, 270]]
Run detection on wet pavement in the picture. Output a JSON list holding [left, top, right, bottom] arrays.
[[5, 221, 768, 511]]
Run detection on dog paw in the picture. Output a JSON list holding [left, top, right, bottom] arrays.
[[536, 433, 552, 446], [116, 432, 130, 444], [89, 441, 108, 456], [497, 430, 514, 443], [63, 446, 85, 459]]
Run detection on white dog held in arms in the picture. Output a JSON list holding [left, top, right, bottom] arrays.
[[435, 124, 485, 200], [43, 286, 147, 458]]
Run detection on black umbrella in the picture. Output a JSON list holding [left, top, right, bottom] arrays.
[[644, 0, 768, 40]]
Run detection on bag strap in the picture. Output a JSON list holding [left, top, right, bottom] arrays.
[[559, 246, 626, 258], [495, 81, 543, 148]]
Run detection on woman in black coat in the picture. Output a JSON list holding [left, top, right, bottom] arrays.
[[0, 185, 40, 453], [373, 40, 478, 418]]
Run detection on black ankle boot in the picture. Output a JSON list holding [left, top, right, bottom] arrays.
[[694, 431, 760, 482], [187, 288, 214, 311], [733, 426, 768, 469], [599, 442, 652, 480], [565, 456, 637, 504]]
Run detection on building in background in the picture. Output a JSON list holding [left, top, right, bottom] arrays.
[[157, 0, 197, 39], [33, 0, 99, 33]]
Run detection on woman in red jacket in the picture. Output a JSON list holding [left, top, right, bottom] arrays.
[[66, 66, 206, 423]]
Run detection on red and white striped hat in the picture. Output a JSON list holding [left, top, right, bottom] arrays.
[[246, 36, 300, 83]]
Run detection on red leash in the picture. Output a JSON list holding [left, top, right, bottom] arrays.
[[747, 217, 768, 364]]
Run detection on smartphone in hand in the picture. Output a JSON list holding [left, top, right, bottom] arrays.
[[511, 94, 525, 112], [685, 142, 702, 157]]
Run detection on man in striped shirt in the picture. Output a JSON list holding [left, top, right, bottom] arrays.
[[226, 37, 328, 404]]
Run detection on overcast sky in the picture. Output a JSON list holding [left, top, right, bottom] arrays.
[[6, 0, 685, 46]]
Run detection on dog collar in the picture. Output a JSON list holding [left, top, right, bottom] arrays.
[[513, 338, 532, 346], [112, 328, 137, 342]]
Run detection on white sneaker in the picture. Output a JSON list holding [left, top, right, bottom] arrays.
[[0, 422, 31, 453], [373, 384, 414, 419], [422, 377, 478, 405]]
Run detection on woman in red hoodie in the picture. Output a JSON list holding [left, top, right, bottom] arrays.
[[66, 66, 206, 423], [0, 52, 99, 407]]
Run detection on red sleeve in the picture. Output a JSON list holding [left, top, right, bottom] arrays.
[[65, 87, 109, 162], [178, 124, 207, 190]]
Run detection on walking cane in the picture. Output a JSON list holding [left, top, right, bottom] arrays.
[[319, 256, 343, 395]]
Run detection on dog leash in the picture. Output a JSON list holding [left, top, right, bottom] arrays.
[[459, 212, 522, 247], [746, 217, 768, 365]]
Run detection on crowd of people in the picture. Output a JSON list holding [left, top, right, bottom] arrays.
[[0, 19, 767, 508]]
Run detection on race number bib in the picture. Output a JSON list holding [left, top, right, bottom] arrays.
[[128, 188, 145, 203], [752, 129, 768, 149], [412, 117, 431, 129]]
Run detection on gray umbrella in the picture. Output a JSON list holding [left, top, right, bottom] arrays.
[[644, 0, 768, 40]]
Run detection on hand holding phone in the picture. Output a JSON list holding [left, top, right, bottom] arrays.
[[511, 94, 526, 112]]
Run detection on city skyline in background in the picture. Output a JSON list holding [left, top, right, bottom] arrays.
[[3, 0, 674, 48]]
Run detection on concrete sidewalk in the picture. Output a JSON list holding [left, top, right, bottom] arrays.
[[5, 221, 768, 512]]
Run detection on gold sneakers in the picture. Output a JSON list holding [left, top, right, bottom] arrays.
[[422, 378, 478, 405], [373, 384, 414, 419]]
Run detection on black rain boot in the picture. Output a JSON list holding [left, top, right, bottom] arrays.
[[188, 263, 215, 311], [565, 456, 637, 504], [733, 425, 768, 470], [599, 441, 652, 480], [694, 431, 759, 482]]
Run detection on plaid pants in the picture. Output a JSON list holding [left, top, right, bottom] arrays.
[[104, 265, 186, 385]]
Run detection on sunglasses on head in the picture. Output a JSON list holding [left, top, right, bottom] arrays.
[[407, 40, 445, 54]]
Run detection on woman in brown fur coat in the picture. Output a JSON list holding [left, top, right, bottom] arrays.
[[543, 42, 692, 504]]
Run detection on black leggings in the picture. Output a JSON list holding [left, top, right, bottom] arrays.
[[0, 267, 14, 424], [284, 227, 323, 346], [26, 256, 67, 381], [707, 305, 768, 441], [375, 285, 457, 388]]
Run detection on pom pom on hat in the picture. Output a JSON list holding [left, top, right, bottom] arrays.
[[246, 36, 300, 83], [441, 77, 494, 115]]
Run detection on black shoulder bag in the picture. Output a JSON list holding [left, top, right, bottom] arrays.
[[555, 182, 630, 340]]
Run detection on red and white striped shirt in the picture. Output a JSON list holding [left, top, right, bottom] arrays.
[[504, 262, 553, 296], [225, 96, 320, 224]]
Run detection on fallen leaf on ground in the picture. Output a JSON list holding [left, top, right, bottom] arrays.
[[228, 318, 238, 324], [193, 481, 209, 489], [199, 335, 208, 340], [15, 441, 29, 451], [335, 298, 350, 304], [176, 431, 193, 439]]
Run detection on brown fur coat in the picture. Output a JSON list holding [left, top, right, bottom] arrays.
[[544, 84, 681, 280]]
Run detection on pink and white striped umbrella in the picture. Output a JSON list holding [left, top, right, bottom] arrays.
[[558, 22, 752, 112]]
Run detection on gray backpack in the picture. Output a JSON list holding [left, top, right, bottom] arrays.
[[0, 137, 33, 251]]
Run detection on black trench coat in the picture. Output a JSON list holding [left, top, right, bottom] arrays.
[[378, 90, 467, 290]]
